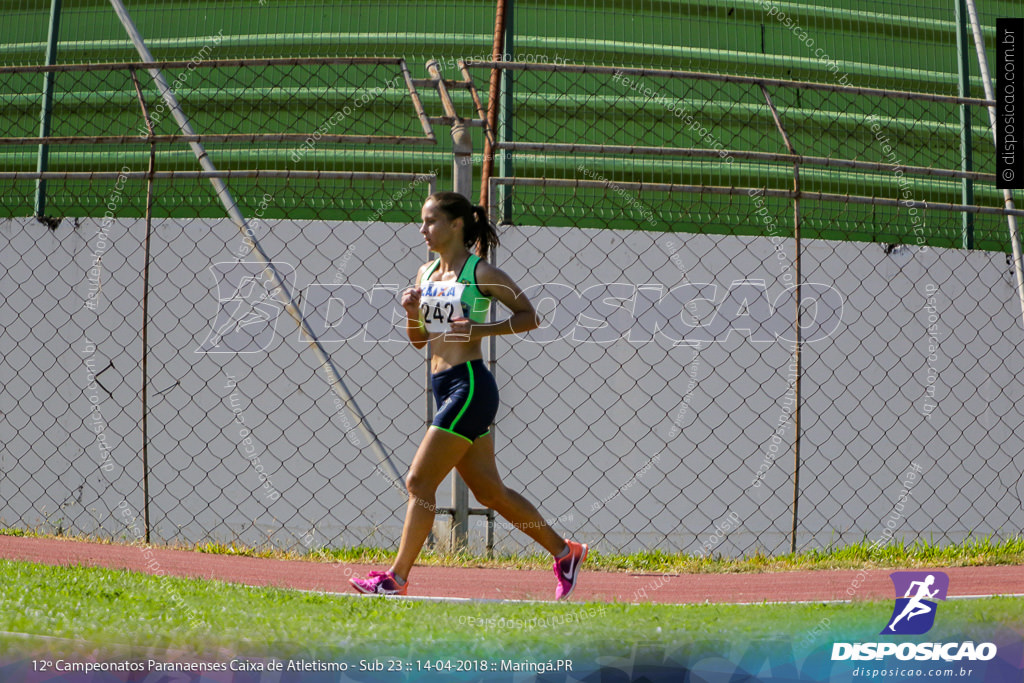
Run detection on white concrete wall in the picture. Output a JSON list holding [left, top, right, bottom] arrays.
[[2, 216, 1022, 556]]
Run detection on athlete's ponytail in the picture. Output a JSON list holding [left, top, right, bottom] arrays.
[[428, 191, 500, 260]]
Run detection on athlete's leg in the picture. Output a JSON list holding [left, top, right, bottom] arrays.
[[456, 432, 566, 556], [889, 605, 913, 629], [390, 427, 473, 581], [906, 604, 931, 621], [890, 601, 928, 629]]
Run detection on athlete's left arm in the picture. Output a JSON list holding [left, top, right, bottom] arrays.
[[449, 262, 540, 340]]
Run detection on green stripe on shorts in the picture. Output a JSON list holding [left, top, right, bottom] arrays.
[[449, 360, 475, 436]]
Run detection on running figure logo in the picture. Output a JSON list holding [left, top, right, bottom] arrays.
[[196, 261, 294, 354], [881, 571, 949, 635]]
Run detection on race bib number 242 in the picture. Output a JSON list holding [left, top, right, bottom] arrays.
[[420, 281, 465, 333]]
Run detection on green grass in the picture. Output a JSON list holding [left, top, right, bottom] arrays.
[[180, 535, 1024, 574], [1, 559, 1021, 661]]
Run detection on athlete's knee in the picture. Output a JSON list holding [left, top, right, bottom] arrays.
[[472, 484, 509, 510], [405, 473, 437, 501]]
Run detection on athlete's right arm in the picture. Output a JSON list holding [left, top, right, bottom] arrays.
[[402, 264, 429, 349]]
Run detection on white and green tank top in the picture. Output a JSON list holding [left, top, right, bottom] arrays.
[[419, 254, 492, 332]]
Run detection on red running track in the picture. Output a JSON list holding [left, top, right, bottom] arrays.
[[2, 535, 1022, 604]]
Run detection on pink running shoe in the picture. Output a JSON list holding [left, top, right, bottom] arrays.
[[349, 570, 408, 596], [553, 539, 588, 600]]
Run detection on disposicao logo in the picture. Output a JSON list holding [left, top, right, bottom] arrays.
[[831, 571, 998, 663], [881, 571, 949, 635]]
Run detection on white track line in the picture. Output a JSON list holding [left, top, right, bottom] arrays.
[[308, 589, 549, 605], [0, 630, 88, 644], [947, 592, 1024, 600], [302, 588, 1024, 606]]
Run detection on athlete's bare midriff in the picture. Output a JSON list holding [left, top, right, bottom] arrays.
[[426, 336, 484, 375]]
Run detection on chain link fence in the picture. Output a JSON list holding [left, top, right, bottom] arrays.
[[1, 54, 1022, 557], [473, 61, 1024, 555]]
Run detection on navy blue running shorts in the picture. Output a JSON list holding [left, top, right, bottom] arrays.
[[430, 359, 499, 442]]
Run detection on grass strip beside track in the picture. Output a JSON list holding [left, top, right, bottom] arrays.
[[3, 529, 1023, 574], [1, 559, 1021, 660]]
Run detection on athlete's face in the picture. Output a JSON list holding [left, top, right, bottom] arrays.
[[419, 199, 463, 251]]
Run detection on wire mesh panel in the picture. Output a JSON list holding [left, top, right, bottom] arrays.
[[483, 198, 800, 555], [796, 241, 1023, 552], [471, 59, 1024, 556], [0, 54, 444, 552], [1, 186, 148, 539], [0, 171, 445, 551], [481, 181, 1023, 556], [469, 62, 1009, 249]]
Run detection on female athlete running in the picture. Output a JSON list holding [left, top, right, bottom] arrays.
[[350, 191, 587, 600]]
